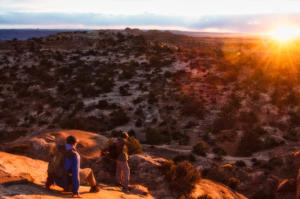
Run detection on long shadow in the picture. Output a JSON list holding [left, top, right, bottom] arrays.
[[1, 181, 75, 198], [1, 180, 149, 198]]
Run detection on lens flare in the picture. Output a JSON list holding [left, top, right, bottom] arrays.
[[269, 26, 300, 42]]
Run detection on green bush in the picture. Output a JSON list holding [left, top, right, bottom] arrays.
[[238, 111, 258, 123], [211, 112, 236, 133], [135, 119, 143, 127], [126, 136, 143, 155], [96, 100, 118, 110], [180, 97, 205, 119], [263, 136, 283, 149], [201, 166, 228, 184], [145, 128, 170, 145], [250, 190, 275, 199], [59, 116, 104, 132], [264, 157, 283, 170], [235, 160, 246, 167], [284, 129, 298, 141], [109, 109, 130, 127], [193, 141, 208, 156], [212, 146, 227, 156], [162, 160, 201, 197], [119, 84, 131, 96], [237, 131, 263, 156], [173, 154, 196, 163], [227, 177, 240, 190]]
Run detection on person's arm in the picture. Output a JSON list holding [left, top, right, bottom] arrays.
[[71, 154, 80, 196]]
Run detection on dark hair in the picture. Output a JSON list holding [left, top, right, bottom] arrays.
[[120, 131, 129, 139], [66, 135, 78, 145]]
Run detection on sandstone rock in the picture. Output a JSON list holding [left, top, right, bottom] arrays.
[[3, 129, 108, 167], [93, 154, 247, 199], [297, 169, 300, 199], [277, 178, 296, 193], [0, 151, 154, 199]]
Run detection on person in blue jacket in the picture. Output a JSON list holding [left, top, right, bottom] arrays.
[[49, 135, 100, 197]]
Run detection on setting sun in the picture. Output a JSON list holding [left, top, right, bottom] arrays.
[[269, 26, 300, 42]]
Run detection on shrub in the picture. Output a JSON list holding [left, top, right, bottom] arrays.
[[235, 160, 246, 167], [284, 129, 298, 141], [109, 109, 130, 127], [250, 190, 275, 199], [239, 111, 258, 123], [253, 126, 268, 135], [211, 112, 235, 133], [173, 154, 196, 163], [119, 84, 131, 96], [178, 134, 190, 145], [264, 157, 283, 170], [202, 166, 227, 184], [193, 141, 208, 156], [180, 98, 205, 119], [162, 160, 201, 197], [212, 146, 227, 156], [184, 121, 197, 129], [95, 77, 115, 93], [126, 136, 143, 155], [148, 91, 158, 104], [236, 131, 263, 156], [289, 111, 300, 127], [171, 131, 190, 145], [96, 100, 118, 110], [263, 136, 283, 149], [135, 119, 143, 127], [145, 128, 171, 145], [227, 177, 240, 190], [59, 116, 104, 132], [128, 129, 136, 137]]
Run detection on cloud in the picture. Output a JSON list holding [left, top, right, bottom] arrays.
[[0, 12, 186, 26], [0, 12, 300, 33]]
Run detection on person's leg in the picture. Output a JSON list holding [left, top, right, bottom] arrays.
[[46, 175, 54, 190], [116, 161, 122, 186], [80, 168, 100, 192], [80, 168, 97, 187], [122, 161, 130, 189]]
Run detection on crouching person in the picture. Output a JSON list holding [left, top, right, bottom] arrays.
[[46, 135, 100, 197]]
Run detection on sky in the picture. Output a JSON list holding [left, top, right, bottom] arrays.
[[0, 0, 300, 33]]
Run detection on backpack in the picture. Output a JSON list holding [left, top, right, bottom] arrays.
[[107, 138, 125, 160], [47, 144, 67, 179]]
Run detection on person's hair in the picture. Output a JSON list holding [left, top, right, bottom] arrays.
[[120, 131, 129, 139], [66, 135, 78, 145]]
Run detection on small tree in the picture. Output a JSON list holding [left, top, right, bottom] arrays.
[[193, 141, 208, 156], [162, 160, 201, 197], [126, 136, 142, 155]]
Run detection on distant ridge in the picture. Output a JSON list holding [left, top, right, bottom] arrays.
[[0, 28, 262, 41], [0, 29, 81, 40], [169, 30, 262, 38]]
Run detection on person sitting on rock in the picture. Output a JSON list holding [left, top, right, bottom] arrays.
[[46, 135, 100, 197], [114, 131, 130, 192]]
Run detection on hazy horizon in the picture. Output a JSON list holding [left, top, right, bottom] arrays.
[[1, 0, 300, 34]]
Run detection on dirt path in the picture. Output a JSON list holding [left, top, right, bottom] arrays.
[[144, 144, 270, 166]]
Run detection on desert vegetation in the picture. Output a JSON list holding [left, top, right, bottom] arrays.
[[2, 29, 300, 198]]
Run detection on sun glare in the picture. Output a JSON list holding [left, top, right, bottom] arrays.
[[269, 26, 300, 42]]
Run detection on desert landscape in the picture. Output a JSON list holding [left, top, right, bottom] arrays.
[[0, 28, 300, 198]]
